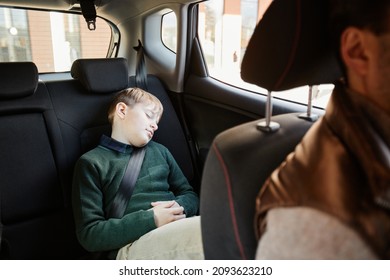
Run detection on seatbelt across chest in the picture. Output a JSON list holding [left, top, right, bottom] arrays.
[[106, 147, 146, 219]]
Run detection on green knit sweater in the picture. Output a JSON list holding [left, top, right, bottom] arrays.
[[72, 135, 199, 254]]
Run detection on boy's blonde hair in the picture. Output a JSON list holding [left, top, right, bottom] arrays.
[[108, 87, 163, 125]]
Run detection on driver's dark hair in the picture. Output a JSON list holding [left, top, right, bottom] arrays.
[[328, 0, 390, 76]]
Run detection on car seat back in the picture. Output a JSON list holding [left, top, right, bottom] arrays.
[[0, 62, 80, 259]]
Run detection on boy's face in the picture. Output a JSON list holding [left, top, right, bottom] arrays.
[[116, 101, 160, 147]]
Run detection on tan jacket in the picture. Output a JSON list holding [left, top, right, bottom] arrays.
[[255, 82, 390, 259]]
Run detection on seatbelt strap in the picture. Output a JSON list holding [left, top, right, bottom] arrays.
[[133, 40, 148, 90], [79, 0, 97, 30], [106, 147, 146, 219]]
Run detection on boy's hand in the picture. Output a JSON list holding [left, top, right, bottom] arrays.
[[151, 201, 186, 227], [151, 200, 182, 210]]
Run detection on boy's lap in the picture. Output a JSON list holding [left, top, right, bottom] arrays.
[[116, 216, 204, 260]]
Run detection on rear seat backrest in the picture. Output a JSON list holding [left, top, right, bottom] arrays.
[[0, 62, 81, 259], [45, 58, 128, 174]]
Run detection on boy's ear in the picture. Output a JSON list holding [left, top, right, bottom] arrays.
[[340, 27, 370, 76], [116, 102, 127, 120]]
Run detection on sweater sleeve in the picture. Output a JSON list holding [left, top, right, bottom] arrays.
[[164, 148, 200, 216], [72, 157, 156, 252], [256, 207, 377, 259]]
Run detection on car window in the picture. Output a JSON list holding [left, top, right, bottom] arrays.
[[161, 11, 177, 53], [0, 7, 112, 73], [197, 0, 333, 109]]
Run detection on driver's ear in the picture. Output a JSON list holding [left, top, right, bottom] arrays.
[[340, 27, 371, 77]]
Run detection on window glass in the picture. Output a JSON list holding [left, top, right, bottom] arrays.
[[161, 11, 177, 53], [0, 8, 31, 62], [0, 7, 112, 73], [198, 0, 333, 108]]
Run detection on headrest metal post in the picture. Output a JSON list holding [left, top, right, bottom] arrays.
[[299, 85, 319, 122], [257, 91, 280, 132]]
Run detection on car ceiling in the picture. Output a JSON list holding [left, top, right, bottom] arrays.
[[0, 0, 201, 24]]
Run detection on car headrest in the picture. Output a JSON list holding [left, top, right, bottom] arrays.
[[241, 0, 342, 91], [71, 58, 129, 93], [0, 62, 38, 99]]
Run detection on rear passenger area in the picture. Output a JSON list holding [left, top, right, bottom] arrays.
[[0, 58, 196, 259]]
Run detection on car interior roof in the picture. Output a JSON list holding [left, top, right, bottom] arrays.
[[0, 0, 198, 24]]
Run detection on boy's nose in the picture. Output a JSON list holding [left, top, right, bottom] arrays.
[[151, 122, 158, 131]]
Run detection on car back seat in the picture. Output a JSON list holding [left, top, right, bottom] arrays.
[[0, 58, 196, 259], [46, 57, 197, 257], [0, 62, 82, 259]]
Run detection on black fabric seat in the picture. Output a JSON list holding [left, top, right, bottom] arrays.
[[201, 114, 314, 259], [0, 62, 81, 259], [200, 0, 342, 259]]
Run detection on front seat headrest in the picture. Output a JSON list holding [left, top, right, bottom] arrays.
[[241, 0, 342, 91]]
